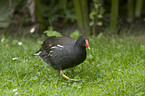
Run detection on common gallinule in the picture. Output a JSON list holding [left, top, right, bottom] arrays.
[[34, 36, 90, 81]]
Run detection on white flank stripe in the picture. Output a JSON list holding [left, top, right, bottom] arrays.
[[49, 51, 53, 53], [50, 46, 58, 49], [57, 44, 64, 48], [48, 51, 53, 56], [33, 51, 42, 55]]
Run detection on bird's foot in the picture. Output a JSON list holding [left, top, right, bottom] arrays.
[[60, 70, 83, 82]]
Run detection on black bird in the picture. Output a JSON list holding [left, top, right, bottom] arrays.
[[34, 36, 90, 81]]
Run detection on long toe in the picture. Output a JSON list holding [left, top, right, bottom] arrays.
[[60, 70, 82, 81]]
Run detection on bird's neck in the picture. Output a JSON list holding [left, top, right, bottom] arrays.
[[73, 45, 86, 55]]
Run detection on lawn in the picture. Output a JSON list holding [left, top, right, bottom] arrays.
[[0, 34, 145, 95]]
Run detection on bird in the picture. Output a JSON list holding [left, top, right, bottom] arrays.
[[34, 35, 90, 81]]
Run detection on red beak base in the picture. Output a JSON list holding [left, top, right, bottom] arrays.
[[85, 39, 90, 49]]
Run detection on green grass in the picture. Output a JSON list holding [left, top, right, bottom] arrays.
[[0, 35, 145, 96]]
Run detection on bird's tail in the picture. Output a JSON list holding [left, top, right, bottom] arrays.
[[34, 48, 51, 66], [33, 51, 42, 56], [33, 48, 43, 56]]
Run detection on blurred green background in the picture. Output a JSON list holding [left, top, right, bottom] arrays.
[[0, 0, 145, 36]]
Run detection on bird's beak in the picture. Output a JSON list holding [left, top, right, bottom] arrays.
[[85, 39, 90, 49]]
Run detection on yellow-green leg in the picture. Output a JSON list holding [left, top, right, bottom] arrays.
[[60, 70, 81, 81]]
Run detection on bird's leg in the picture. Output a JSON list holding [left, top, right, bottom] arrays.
[[60, 70, 82, 81]]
